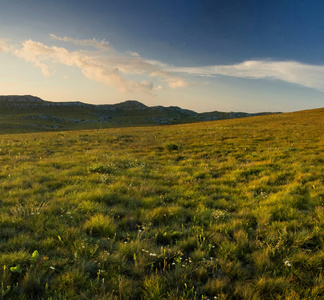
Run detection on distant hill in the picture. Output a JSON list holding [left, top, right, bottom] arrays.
[[0, 95, 279, 133]]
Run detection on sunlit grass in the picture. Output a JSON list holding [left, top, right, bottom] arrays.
[[0, 108, 323, 299]]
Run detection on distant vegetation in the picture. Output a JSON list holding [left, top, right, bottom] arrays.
[[0, 95, 277, 134], [0, 106, 323, 299]]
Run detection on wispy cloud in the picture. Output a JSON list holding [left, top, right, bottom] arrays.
[[50, 34, 112, 50], [0, 40, 9, 52], [13, 39, 150, 92], [7, 35, 324, 94], [169, 60, 324, 92], [8, 35, 188, 93]]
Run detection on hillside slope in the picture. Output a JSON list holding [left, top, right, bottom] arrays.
[[0, 95, 277, 133], [0, 107, 323, 299]]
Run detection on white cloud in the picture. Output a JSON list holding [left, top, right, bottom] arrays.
[[164, 77, 188, 88], [9, 36, 188, 93], [14, 40, 55, 76], [13, 39, 147, 92], [4, 34, 324, 95], [149, 70, 188, 88], [0, 40, 9, 52], [154, 85, 163, 90], [50, 34, 112, 50], [169, 60, 324, 92], [127, 51, 140, 57]]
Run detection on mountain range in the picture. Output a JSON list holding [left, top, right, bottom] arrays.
[[0, 95, 278, 133]]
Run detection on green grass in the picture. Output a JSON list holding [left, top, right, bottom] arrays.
[[0, 108, 323, 299]]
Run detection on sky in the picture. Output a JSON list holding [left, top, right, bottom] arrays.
[[1, 0, 324, 113]]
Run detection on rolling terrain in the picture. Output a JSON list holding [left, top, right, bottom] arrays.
[[0, 106, 323, 299], [0, 95, 276, 134]]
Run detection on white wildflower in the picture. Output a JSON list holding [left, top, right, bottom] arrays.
[[284, 260, 291, 267]]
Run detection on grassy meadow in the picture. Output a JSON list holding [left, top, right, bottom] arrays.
[[0, 108, 323, 299]]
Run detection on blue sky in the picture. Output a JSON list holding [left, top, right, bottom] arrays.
[[0, 0, 323, 112]]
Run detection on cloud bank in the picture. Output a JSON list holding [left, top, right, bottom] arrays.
[[7, 35, 187, 93], [3, 35, 324, 94], [170, 60, 324, 92]]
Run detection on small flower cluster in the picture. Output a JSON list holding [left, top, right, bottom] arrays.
[[211, 209, 227, 220], [284, 260, 292, 267], [141, 248, 157, 257], [60, 209, 73, 219], [260, 191, 268, 199], [172, 256, 192, 268], [30, 206, 42, 216], [137, 223, 151, 234]]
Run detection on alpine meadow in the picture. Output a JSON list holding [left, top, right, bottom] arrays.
[[0, 106, 323, 299]]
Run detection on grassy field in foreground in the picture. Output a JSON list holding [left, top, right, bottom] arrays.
[[0, 108, 323, 299]]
